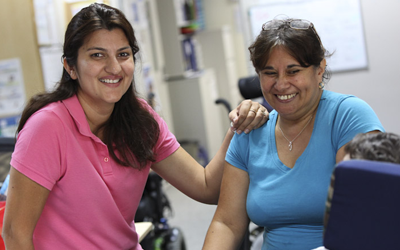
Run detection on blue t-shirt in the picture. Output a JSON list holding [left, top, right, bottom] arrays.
[[226, 90, 384, 250]]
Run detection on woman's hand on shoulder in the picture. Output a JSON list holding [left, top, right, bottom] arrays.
[[229, 100, 269, 134]]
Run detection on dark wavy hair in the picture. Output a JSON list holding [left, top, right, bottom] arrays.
[[345, 132, 400, 164], [17, 3, 160, 170], [248, 18, 332, 83]]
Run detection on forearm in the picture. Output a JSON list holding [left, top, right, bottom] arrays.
[[202, 220, 245, 249], [203, 163, 250, 249], [202, 128, 235, 204], [2, 230, 35, 250], [3, 167, 49, 250]]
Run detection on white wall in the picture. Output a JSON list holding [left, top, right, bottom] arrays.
[[231, 0, 400, 134], [324, 0, 400, 135], [202, 0, 249, 79]]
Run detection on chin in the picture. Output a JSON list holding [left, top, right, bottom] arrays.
[[104, 95, 124, 104]]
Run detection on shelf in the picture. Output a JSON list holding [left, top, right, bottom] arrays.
[[156, 0, 204, 78]]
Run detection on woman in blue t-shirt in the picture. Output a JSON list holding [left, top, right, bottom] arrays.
[[203, 17, 384, 250]]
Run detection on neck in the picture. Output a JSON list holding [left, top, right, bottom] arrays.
[[77, 94, 114, 136], [277, 114, 314, 152], [278, 112, 314, 135]]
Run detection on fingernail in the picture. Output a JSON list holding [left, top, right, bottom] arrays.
[[244, 129, 250, 134], [237, 130, 242, 135], [230, 127, 236, 132]]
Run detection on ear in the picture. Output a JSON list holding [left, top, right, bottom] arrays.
[[63, 57, 77, 80], [317, 58, 327, 79]]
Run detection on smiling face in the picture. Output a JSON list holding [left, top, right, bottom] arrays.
[[67, 28, 134, 113], [259, 46, 325, 119]]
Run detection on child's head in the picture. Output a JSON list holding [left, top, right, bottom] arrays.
[[344, 132, 400, 164]]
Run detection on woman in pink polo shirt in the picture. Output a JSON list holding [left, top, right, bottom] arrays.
[[2, 3, 267, 250]]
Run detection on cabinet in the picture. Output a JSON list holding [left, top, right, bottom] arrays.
[[196, 26, 242, 128], [167, 69, 225, 159]]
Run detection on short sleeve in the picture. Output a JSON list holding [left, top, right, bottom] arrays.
[[333, 96, 384, 150], [11, 110, 66, 190], [225, 132, 250, 172]]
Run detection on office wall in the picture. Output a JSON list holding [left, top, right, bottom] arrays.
[[326, 0, 400, 135], [202, 0, 249, 79], [0, 0, 45, 99]]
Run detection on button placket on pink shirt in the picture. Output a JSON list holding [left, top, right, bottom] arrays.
[[99, 143, 113, 176]]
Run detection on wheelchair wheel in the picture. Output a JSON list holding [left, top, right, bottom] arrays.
[[164, 227, 186, 250], [250, 227, 264, 250]]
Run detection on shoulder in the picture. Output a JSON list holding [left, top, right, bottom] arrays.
[[137, 98, 153, 111], [323, 91, 384, 149], [320, 90, 373, 114], [28, 102, 67, 129], [19, 102, 70, 145], [321, 90, 354, 105], [137, 98, 160, 119]]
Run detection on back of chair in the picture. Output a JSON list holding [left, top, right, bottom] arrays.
[[238, 76, 263, 100], [0, 137, 15, 153], [324, 160, 400, 250], [238, 76, 273, 112], [0, 137, 15, 186]]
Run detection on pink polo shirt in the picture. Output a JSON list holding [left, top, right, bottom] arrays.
[[11, 95, 180, 250]]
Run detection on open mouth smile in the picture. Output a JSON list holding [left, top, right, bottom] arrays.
[[277, 93, 297, 100], [100, 79, 121, 84]]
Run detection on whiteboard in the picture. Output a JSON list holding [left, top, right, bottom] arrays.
[[248, 0, 368, 72]]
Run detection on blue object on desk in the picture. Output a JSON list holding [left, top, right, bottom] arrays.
[[0, 174, 9, 195]]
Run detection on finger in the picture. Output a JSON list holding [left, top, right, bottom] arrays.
[[228, 100, 250, 122], [252, 108, 270, 129], [234, 102, 262, 134], [229, 100, 252, 131], [240, 107, 269, 134]]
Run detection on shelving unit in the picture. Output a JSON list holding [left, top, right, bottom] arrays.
[[155, 0, 204, 79], [155, 0, 225, 159]]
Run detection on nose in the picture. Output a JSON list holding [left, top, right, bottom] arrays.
[[274, 75, 290, 92], [105, 57, 122, 74]]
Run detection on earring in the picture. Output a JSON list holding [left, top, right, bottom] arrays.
[[319, 82, 325, 89]]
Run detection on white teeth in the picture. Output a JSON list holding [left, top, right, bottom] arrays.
[[277, 93, 296, 100], [100, 79, 120, 84]]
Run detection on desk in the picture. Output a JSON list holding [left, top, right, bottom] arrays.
[[135, 222, 153, 242]]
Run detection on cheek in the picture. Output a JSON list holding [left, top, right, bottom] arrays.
[[122, 61, 135, 75], [76, 60, 98, 79], [259, 76, 273, 92]]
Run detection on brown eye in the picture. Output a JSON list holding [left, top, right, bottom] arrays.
[[91, 53, 103, 58], [288, 70, 300, 75], [119, 52, 130, 57], [264, 71, 276, 76]]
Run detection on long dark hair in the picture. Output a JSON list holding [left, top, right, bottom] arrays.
[[18, 3, 160, 170]]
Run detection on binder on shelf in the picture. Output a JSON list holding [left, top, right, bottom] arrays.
[[157, 0, 205, 80], [177, 0, 205, 32], [181, 37, 197, 72]]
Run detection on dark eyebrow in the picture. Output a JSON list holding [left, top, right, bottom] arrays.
[[262, 66, 274, 70], [86, 46, 132, 52], [262, 64, 301, 70], [86, 47, 106, 52], [118, 46, 132, 52]]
